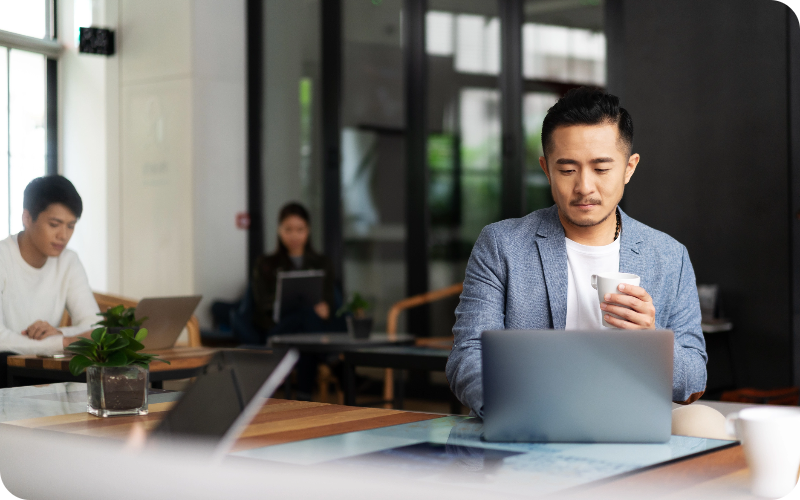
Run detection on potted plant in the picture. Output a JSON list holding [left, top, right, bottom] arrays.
[[65, 327, 169, 417], [337, 292, 373, 339], [95, 305, 147, 334]]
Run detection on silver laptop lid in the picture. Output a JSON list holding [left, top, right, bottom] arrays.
[[481, 329, 674, 443], [136, 295, 202, 350]]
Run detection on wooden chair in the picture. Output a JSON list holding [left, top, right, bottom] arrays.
[[720, 387, 800, 406], [317, 363, 344, 405], [59, 292, 202, 348], [381, 282, 463, 408]]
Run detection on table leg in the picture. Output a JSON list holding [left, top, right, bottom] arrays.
[[394, 370, 404, 410], [344, 362, 356, 406], [283, 377, 292, 401]]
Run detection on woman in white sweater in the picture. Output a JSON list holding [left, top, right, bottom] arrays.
[[0, 176, 99, 362]]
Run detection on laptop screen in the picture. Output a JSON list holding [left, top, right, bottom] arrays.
[[150, 349, 297, 444]]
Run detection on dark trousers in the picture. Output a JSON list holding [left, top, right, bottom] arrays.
[[269, 307, 329, 398]]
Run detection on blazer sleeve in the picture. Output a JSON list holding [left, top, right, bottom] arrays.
[[446, 225, 507, 418], [667, 245, 708, 403]]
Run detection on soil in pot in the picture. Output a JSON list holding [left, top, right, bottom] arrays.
[[88, 366, 147, 411]]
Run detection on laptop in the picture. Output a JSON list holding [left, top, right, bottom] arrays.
[[149, 348, 299, 458], [481, 329, 674, 443], [136, 295, 203, 349]]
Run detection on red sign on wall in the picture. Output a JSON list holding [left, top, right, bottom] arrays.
[[236, 212, 250, 230]]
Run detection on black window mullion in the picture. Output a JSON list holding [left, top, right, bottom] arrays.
[[405, 0, 430, 336], [45, 57, 57, 176], [246, 0, 265, 274], [321, 0, 343, 287], [499, 0, 525, 220]]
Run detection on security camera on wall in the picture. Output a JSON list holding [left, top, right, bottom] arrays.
[[79, 27, 115, 56]]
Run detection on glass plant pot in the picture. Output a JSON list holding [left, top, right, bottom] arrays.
[[86, 365, 148, 417]]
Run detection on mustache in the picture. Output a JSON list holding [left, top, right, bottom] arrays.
[[570, 198, 602, 206]]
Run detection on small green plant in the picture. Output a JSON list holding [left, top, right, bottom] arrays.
[[336, 292, 371, 319], [65, 327, 169, 376], [95, 305, 147, 329]]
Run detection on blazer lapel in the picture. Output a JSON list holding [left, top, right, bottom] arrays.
[[617, 208, 651, 289], [535, 207, 568, 329]]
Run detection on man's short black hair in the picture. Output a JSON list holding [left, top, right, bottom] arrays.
[[541, 87, 634, 158], [23, 175, 83, 220]]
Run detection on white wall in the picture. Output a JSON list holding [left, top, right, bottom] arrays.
[[59, 0, 119, 293], [119, 0, 194, 299], [59, 0, 247, 328]]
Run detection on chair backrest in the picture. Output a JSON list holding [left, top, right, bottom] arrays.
[[60, 292, 202, 347], [380, 283, 463, 408], [385, 283, 463, 340]]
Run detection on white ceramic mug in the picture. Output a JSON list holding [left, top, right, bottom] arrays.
[[726, 407, 800, 498], [590, 272, 641, 328]]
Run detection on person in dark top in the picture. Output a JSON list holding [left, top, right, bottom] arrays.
[[252, 202, 337, 400], [252, 202, 335, 334]]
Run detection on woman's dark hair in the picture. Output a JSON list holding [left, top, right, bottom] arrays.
[[23, 175, 83, 220], [275, 202, 313, 257], [541, 87, 634, 158]]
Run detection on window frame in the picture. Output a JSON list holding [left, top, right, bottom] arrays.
[[0, 1, 62, 236]]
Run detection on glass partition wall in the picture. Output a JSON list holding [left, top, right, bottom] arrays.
[[522, 1, 606, 214], [426, 2, 501, 338], [260, 0, 606, 338], [341, 0, 407, 332]]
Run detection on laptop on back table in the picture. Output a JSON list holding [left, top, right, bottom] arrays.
[[136, 295, 202, 350]]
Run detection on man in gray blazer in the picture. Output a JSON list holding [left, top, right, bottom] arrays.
[[446, 88, 707, 418]]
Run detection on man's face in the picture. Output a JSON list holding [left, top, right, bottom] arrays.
[[539, 123, 639, 229], [22, 203, 78, 257]]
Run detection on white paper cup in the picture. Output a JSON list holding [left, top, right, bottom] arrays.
[[726, 407, 800, 498], [590, 272, 641, 328]]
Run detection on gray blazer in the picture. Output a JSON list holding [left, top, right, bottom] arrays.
[[446, 205, 708, 417]]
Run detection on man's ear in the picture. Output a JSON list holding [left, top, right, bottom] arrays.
[[21, 209, 33, 230], [624, 153, 640, 185], [539, 156, 551, 184]]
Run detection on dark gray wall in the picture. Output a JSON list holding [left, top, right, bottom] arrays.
[[789, 8, 800, 388], [606, 0, 793, 389]]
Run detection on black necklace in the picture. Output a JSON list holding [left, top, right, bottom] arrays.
[[614, 207, 621, 241]]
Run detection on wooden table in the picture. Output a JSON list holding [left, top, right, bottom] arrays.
[[3, 398, 440, 453], [0, 388, 754, 498], [6, 347, 218, 389]]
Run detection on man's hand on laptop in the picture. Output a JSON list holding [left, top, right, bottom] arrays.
[[22, 320, 62, 340], [600, 284, 656, 330]]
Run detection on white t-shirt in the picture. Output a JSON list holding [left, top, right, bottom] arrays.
[[0, 234, 100, 354], [565, 236, 620, 330]]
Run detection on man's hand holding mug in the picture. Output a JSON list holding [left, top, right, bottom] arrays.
[[591, 272, 655, 329]]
